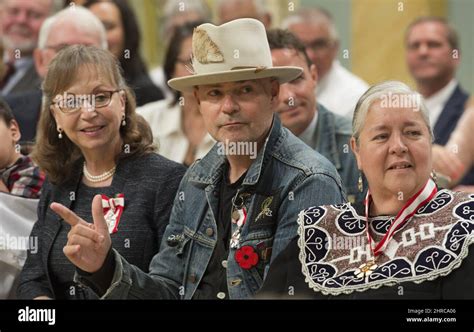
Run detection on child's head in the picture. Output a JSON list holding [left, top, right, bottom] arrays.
[[0, 99, 22, 169]]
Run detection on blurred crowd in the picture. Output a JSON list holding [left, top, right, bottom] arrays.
[[0, 0, 473, 301]]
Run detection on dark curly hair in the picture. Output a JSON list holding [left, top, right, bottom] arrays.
[[83, 0, 149, 85], [163, 20, 205, 106]]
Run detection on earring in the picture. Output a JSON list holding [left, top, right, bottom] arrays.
[[121, 114, 126, 127], [431, 169, 438, 185], [58, 128, 63, 139], [358, 172, 364, 192]]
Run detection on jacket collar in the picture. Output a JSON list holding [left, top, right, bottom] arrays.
[[189, 116, 284, 187], [433, 84, 469, 142], [312, 104, 342, 170]]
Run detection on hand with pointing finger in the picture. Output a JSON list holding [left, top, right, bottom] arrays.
[[50, 194, 111, 273]]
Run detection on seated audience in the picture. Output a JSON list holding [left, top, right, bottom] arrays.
[[5, 5, 108, 143], [268, 29, 361, 203], [282, 7, 368, 118], [42, 19, 344, 300], [137, 21, 214, 166], [17, 45, 185, 299], [0, 99, 44, 198], [0, 0, 61, 96], [84, 0, 165, 106], [149, 0, 212, 100], [405, 17, 474, 184]]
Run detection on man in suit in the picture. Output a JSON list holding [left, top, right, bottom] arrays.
[[406, 17, 473, 184], [0, 0, 61, 96]]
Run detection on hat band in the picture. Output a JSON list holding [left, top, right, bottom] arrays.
[[231, 66, 267, 73]]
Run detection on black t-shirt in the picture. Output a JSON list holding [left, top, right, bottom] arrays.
[[193, 162, 247, 299]]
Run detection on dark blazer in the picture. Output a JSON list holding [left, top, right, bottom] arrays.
[[5, 88, 42, 143], [433, 85, 474, 184], [309, 104, 363, 203], [433, 84, 469, 146], [17, 153, 186, 299], [4, 61, 41, 96]]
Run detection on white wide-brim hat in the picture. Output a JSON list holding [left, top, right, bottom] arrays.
[[168, 18, 303, 92]]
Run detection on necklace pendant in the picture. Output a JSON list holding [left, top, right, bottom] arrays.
[[354, 260, 378, 279]]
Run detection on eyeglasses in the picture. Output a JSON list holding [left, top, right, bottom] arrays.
[[52, 90, 121, 114]]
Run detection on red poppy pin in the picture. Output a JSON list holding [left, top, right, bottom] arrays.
[[235, 245, 259, 270]]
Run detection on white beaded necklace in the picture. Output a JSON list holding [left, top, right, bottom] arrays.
[[83, 162, 116, 183]]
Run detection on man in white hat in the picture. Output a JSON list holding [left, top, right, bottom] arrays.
[[54, 18, 345, 299]]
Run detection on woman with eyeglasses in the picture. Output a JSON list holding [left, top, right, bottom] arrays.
[[17, 45, 186, 299]]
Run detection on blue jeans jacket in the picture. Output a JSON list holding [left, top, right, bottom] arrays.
[[306, 104, 364, 203], [79, 117, 345, 299]]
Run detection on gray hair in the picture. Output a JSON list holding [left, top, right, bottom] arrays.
[[282, 7, 339, 41], [352, 81, 433, 144], [38, 6, 108, 50], [217, 0, 269, 16]]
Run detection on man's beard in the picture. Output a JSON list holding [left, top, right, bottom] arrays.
[[2, 35, 36, 55]]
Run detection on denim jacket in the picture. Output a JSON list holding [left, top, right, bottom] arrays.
[[306, 104, 363, 203], [78, 116, 345, 299]]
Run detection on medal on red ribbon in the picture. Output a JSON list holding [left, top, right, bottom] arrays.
[[101, 193, 125, 234], [356, 179, 437, 277]]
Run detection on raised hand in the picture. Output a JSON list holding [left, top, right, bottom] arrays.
[[50, 195, 111, 273]]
